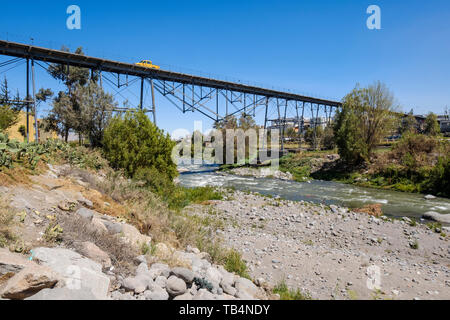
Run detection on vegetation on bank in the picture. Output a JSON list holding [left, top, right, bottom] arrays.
[[273, 280, 311, 300]]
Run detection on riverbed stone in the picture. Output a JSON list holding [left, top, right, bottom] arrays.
[[166, 275, 187, 297], [171, 267, 195, 284]]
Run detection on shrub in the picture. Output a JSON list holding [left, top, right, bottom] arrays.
[[273, 280, 311, 300], [224, 249, 250, 279], [103, 110, 177, 180]]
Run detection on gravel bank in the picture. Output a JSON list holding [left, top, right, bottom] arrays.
[[189, 190, 450, 300]]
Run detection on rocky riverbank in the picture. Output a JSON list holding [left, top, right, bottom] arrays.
[[186, 190, 450, 300], [1, 163, 449, 300], [0, 164, 269, 300]]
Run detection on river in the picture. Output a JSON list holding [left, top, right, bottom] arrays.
[[177, 164, 450, 220]]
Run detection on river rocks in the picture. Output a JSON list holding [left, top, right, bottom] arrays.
[[75, 208, 95, 221], [166, 275, 187, 297], [122, 276, 147, 294], [101, 220, 123, 234], [424, 195, 436, 200], [91, 217, 109, 233], [32, 247, 110, 300], [144, 285, 169, 300], [206, 266, 223, 285], [120, 224, 152, 248], [422, 212, 450, 224], [78, 242, 111, 269], [155, 276, 167, 288], [0, 265, 62, 299], [171, 267, 195, 284], [149, 263, 171, 279], [234, 277, 259, 297]]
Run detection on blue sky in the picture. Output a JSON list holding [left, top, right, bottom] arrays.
[[0, 0, 449, 136]]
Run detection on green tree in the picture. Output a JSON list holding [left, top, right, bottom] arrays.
[[0, 105, 19, 131], [103, 110, 177, 180], [423, 112, 441, 136], [400, 110, 418, 135], [74, 81, 116, 147], [334, 81, 397, 164], [46, 46, 98, 142]]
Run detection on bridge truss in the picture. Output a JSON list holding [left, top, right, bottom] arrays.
[[0, 40, 341, 149]]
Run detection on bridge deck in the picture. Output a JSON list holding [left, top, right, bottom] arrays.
[[0, 40, 341, 107]]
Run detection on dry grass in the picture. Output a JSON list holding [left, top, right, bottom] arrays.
[[354, 204, 383, 217], [0, 197, 17, 247], [57, 214, 137, 275]]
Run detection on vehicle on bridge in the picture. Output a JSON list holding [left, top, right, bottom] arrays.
[[135, 60, 160, 69]]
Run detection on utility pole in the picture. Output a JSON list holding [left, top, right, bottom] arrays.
[[26, 58, 30, 143], [31, 59, 38, 142]]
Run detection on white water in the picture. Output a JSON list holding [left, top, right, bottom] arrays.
[[178, 164, 450, 219]]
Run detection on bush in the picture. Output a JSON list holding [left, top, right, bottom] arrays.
[[273, 280, 311, 300], [102, 110, 177, 180], [0, 105, 19, 131], [224, 249, 250, 279]]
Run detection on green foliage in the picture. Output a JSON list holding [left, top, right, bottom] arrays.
[[334, 82, 397, 165], [423, 112, 441, 136], [273, 280, 311, 300], [0, 105, 19, 131], [224, 249, 250, 279], [44, 223, 63, 243], [103, 110, 177, 180], [0, 134, 106, 171], [193, 277, 214, 292]]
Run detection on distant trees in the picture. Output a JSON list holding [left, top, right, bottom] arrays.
[[334, 81, 397, 164], [423, 112, 441, 136], [400, 110, 418, 135]]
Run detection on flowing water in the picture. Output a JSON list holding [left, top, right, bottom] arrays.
[[177, 164, 450, 220]]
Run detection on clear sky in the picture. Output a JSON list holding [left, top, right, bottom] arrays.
[[0, 0, 449, 136]]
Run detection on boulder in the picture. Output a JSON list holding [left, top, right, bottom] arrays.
[[166, 275, 187, 297], [0, 265, 62, 299], [135, 262, 149, 275], [26, 287, 97, 300], [422, 212, 450, 224], [149, 263, 170, 279], [171, 267, 195, 284], [193, 288, 215, 300], [154, 276, 167, 288], [75, 208, 95, 221], [206, 266, 223, 285], [145, 283, 169, 300], [32, 247, 110, 300], [101, 220, 122, 234], [78, 242, 111, 269], [91, 217, 108, 233], [121, 277, 147, 294], [0, 249, 33, 277], [121, 224, 152, 248], [424, 195, 436, 200], [221, 282, 236, 296], [234, 277, 258, 297]]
